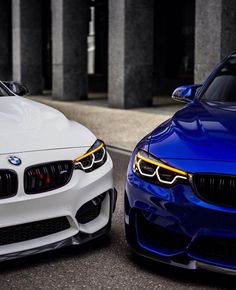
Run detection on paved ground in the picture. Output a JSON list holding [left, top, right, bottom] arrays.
[[0, 150, 236, 290]]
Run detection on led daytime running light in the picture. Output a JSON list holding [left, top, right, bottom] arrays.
[[74, 143, 104, 163], [74, 141, 107, 172], [136, 152, 188, 176], [134, 151, 191, 185]]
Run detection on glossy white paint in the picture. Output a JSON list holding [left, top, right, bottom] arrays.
[[0, 96, 96, 154], [0, 95, 114, 259]]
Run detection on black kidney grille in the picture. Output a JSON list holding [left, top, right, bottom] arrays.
[[0, 217, 70, 246], [24, 161, 73, 194], [193, 174, 236, 207], [0, 170, 18, 199]]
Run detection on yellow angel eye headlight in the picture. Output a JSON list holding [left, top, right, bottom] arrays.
[[133, 150, 191, 186], [74, 140, 107, 172]]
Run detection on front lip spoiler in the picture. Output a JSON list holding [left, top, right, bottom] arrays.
[[196, 261, 236, 276], [0, 222, 111, 263], [132, 247, 236, 276]]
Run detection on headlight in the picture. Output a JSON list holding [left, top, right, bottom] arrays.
[[133, 150, 191, 186], [74, 140, 107, 172]]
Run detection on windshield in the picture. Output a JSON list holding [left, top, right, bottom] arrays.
[[201, 57, 236, 103]]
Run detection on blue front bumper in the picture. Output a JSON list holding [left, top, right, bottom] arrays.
[[125, 171, 236, 272]]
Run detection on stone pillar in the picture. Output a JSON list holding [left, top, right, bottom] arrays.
[[108, 0, 153, 109], [12, 0, 42, 94], [195, 0, 236, 83], [0, 1, 12, 80], [52, 0, 88, 101]]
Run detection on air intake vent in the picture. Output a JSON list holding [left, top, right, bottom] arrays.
[[76, 193, 106, 224], [0, 217, 70, 246], [190, 236, 236, 266], [24, 161, 73, 194], [0, 170, 18, 199], [193, 174, 236, 207]]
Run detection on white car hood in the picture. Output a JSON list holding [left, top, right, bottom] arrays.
[[0, 96, 96, 154]]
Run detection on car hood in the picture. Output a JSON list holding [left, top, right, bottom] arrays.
[[149, 100, 236, 162], [0, 96, 96, 154]]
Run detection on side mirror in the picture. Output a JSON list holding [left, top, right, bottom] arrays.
[[172, 84, 202, 103], [2, 81, 29, 96]]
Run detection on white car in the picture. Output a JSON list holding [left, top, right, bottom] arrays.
[[0, 81, 116, 261]]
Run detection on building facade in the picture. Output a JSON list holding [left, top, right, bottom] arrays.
[[1, 0, 236, 108]]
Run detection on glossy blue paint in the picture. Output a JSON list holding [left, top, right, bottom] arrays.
[[149, 100, 236, 163], [172, 84, 202, 102], [125, 53, 236, 271]]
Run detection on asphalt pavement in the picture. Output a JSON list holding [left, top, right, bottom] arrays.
[[0, 149, 236, 289]]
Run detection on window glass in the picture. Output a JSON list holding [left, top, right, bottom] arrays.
[[202, 58, 236, 102], [0, 86, 8, 96]]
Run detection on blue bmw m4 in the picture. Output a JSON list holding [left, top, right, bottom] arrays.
[[125, 53, 236, 275]]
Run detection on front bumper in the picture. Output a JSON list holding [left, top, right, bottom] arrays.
[[0, 220, 112, 262], [0, 148, 116, 261], [125, 170, 236, 274]]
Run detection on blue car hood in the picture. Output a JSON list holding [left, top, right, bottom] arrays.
[[149, 101, 236, 163]]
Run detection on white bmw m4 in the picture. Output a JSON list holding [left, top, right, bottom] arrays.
[[0, 81, 116, 261]]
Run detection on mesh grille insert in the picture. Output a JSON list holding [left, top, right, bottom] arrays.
[[0, 217, 70, 246], [190, 236, 236, 266]]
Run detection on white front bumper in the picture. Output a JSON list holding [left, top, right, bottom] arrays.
[[0, 147, 114, 256]]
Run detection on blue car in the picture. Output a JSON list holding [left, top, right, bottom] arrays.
[[125, 52, 236, 275]]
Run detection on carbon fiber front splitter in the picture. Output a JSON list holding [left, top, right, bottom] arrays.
[[0, 221, 111, 262]]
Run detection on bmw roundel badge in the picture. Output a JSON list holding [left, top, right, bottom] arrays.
[[8, 156, 22, 166]]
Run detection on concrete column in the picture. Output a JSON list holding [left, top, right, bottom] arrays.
[[52, 0, 88, 101], [12, 0, 42, 94], [195, 0, 236, 83], [108, 0, 153, 109], [0, 1, 12, 80]]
